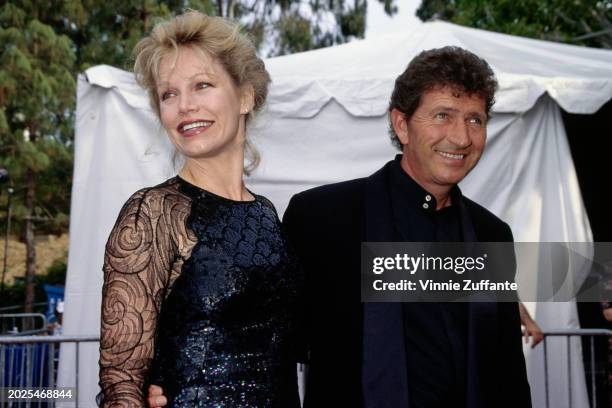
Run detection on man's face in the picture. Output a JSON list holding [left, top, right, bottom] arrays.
[[392, 86, 487, 192]]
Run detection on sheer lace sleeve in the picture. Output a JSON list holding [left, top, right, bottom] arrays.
[[98, 188, 186, 407]]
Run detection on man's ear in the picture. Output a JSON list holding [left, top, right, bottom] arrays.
[[390, 108, 410, 145], [240, 84, 255, 115]]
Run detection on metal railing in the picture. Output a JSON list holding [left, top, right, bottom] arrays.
[[0, 335, 99, 408], [542, 328, 612, 408], [0, 330, 610, 407], [0, 313, 48, 336]]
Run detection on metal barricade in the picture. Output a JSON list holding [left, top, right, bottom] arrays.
[[0, 335, 99, 408], [0, 330, 610, 407], [0, 303, 49, 314], [542, 328, 612, 408], [0, 314, 48, 335]]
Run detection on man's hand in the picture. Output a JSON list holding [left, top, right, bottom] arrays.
[[522, 320, 544, 348], [147, 385, 167, 408], [519, 303, 544, 348], [603, 307, 612, 322]]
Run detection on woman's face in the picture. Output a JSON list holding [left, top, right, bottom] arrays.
[[156, 47, 252, 161]]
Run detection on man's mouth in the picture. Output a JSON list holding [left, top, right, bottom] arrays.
[[178, 120, 213, 133], [436, 151, 465, 160]]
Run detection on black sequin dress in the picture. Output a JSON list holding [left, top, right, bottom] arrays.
[[98, 177, 301, 408]]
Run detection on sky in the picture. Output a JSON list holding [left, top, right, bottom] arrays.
[[366, 0, 422, 38]]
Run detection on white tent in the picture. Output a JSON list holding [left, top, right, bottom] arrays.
[[60, 21, 612, 407]]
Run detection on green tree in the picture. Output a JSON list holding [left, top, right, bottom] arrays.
[[57, 0, 398, 63], [0, 1, 76, 311], [416, 0, 612, 49], [53, 0, 216, 72], [235, 0, 397, 56]]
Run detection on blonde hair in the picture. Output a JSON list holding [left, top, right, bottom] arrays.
[[132, 11, 270, 173]]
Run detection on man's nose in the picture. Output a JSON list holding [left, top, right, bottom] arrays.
[[447, 121, 471, 148]]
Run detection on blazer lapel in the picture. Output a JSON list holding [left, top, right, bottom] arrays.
[[362, 162, 410, 408]]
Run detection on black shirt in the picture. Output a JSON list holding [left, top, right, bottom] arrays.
[[389, 155, 468, 408]]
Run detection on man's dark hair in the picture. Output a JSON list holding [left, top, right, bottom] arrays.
[[388, 46, 498, 149]]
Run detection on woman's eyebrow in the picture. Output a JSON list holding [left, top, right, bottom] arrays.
[[157, 71, 217, 88]]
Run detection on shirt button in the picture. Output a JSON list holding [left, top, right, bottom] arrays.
[[425, 195, 432, 202], [422, 203, 429, 209]]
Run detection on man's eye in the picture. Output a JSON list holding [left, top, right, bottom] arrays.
[[435, 112, 448, 120], [196, 82, 210, 90], [468, 117, 483, 125]]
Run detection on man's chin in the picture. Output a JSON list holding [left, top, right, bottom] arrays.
[[437, 166, 475, 182]]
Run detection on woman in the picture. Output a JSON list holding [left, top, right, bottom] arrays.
[[98, 11, 300, 407]]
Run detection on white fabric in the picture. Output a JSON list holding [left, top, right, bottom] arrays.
[[264, 21, 612, 116], [59, 22, 612, 407]]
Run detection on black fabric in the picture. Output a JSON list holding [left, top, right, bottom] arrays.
[[283, 158, 532, 408], [99, 177, 300, 408], [389, 156, 468, 408]]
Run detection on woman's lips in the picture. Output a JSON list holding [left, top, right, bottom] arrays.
[[177, 120, 213, 136]]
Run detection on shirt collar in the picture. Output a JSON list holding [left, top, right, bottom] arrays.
[[390, 154, 463, 214]]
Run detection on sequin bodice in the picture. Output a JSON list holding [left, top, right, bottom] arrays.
[[99, 177, 300, 407]]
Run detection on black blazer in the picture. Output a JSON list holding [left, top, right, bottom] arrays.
[[283, 161, 532, 408]]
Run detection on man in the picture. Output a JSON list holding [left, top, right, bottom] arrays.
[[148, 46, 531, 407], [282, 46, 530, 408]]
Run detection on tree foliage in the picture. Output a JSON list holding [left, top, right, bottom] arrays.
[[0, 0, 78, 310], [162, 1, 397, 57], [53, 0, 217, 72], [238, 0, 374, 56], [0, 1, 76, 235], [417, 0, 612, 49]]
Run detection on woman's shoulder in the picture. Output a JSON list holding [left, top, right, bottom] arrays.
[[107, 177, 193, 257], [118, 177, 190, 219], [253, 193, 275, 209]]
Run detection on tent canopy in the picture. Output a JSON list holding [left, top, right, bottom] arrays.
[[264, 21, 612, 116], [85, 22, 612, 120]]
